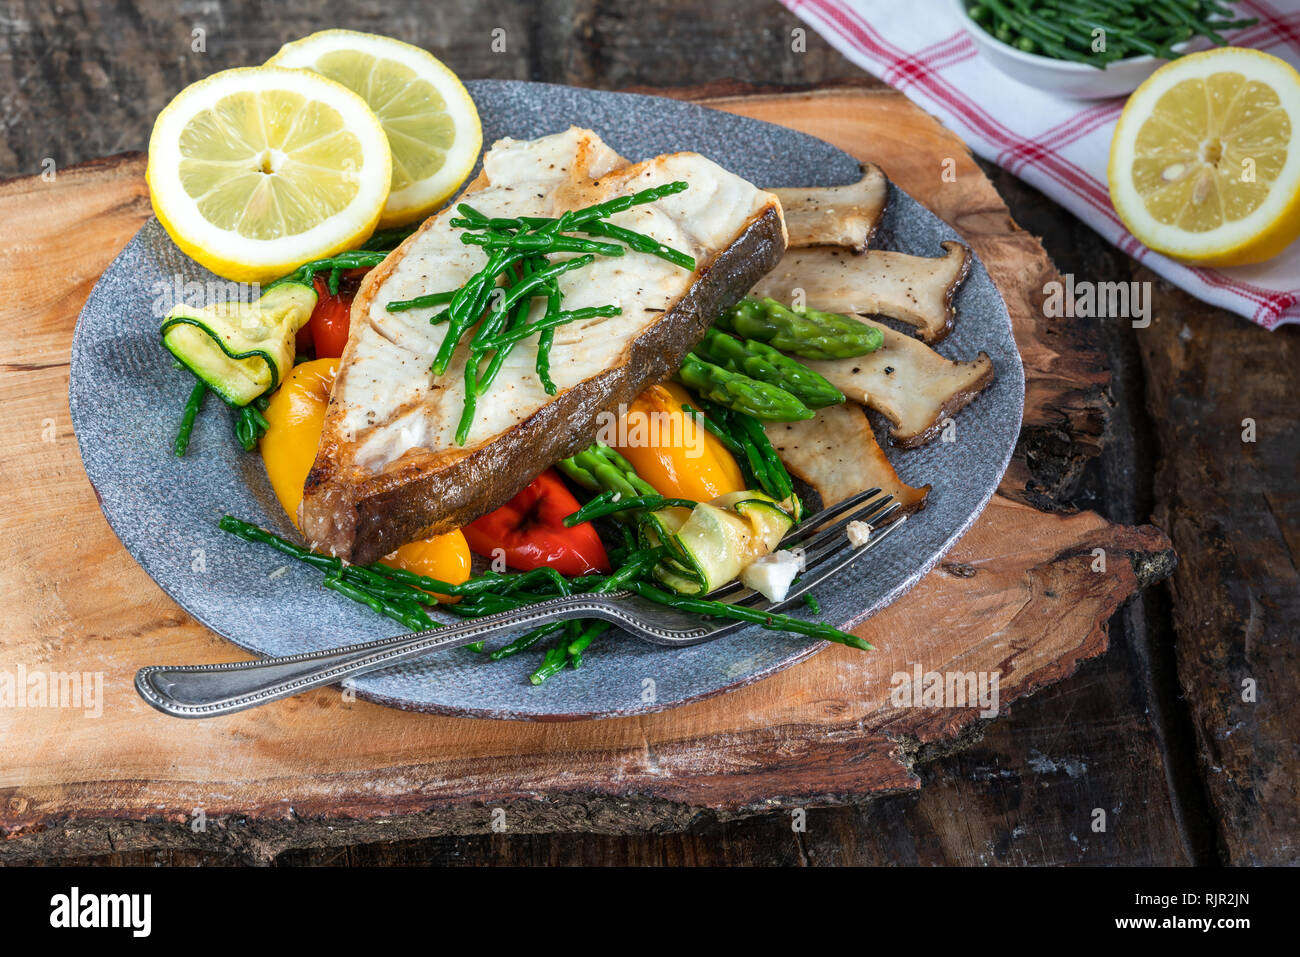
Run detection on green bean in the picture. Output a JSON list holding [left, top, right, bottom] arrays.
[[731, 411, 795, 503], [322, 573, 432, 631], [529, 547, 663, 683], [173, 379, 207, 457], [733, 418, 775, 493], [430, 247, 525, 376], [447, 592, 547, 619], [218, 515, 340, 572], [368, 562, 573, 600], [267, 250, 388, 289], [680, 404, 746, 459], [453, 204, 493, 228], [473, 304, 620, 352], [568, 181, 690, 226], [491, 621, 567, 661], [485, 255, 594, 328], [340, 565, 434, 605], [457, 258, 542, 447], [461, 231, 625, 257], [576, 219, 695, 270], [564, 492, 697, 526], [472, 261, 547, 394], [233, 398, 270, 452], [535, 272, 561, 395], [965, 0, 1254, 65], [455, 259, 595, 445], [531, 644, 569, 683], [458, 182, 690, 236], [561, 621, 610, 670]]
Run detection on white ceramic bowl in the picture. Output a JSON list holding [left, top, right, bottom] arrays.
[[953, 0, 1198, 99]]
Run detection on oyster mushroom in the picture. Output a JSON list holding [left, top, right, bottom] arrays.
[[805, 315, 994, 448], [751, 240, 972, 343], [764, 402, 929, 514], [770, 164, 888, 252]]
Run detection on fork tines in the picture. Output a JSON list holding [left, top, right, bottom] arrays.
[[710, 488, 907, 609]]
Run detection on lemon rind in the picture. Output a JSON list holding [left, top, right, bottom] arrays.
[[1109, 48, 1300, 264]]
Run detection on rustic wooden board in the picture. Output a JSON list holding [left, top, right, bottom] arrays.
[[1141, 278, 1300, 866], [0, 87, 1172, 861]]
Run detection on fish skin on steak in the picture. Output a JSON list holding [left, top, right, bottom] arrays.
[[301, 127, 787, 564]]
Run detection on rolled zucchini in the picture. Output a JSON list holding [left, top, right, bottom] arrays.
[[161, 282, 317, 406], [645, 490, 795, 596]]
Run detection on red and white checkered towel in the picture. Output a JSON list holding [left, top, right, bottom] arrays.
[[782, 0, 1300, 330]]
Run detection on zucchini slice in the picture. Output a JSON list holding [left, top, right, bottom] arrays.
[[161, 282, 317, 406], [651, 491, 795, 596]]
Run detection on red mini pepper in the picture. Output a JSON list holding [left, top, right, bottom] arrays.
[[463, 469, 610, 576], [307, 270, 370, 359]]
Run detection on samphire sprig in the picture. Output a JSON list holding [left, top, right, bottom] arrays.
[[385, 180, 695, 446]]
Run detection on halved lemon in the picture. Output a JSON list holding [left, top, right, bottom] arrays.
[[147, 66, 392, 283], [268, 30, 481, 228], [1109, 48, 1300, 267]]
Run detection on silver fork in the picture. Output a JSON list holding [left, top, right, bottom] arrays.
[[135, 490, 906, 718]]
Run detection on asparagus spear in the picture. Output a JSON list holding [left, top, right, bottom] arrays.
[[556, 443, 660, 520], [693, 327, 845, 408], [677, 353, 814, 421], [717, 297, 883, 361]]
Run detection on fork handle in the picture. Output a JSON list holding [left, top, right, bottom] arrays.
[[134, 593, 626, 718]]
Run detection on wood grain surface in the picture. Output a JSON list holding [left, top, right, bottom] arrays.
[[1, 0, 1293, 867], [0, 85, 1171, 862]]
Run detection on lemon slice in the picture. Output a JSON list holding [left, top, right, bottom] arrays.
[[147, 66, 392, 284], [268, 30, 481, 228], [1110, 48, 1300, 267]]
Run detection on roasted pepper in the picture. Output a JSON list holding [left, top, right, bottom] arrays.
[[307, 268, 373, 359], [463, 469, 610, 576], [260, 357, 470, 599], [610, 382, 747, 502]]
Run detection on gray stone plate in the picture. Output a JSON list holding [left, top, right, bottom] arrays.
[[69, 80, 1024, 720]]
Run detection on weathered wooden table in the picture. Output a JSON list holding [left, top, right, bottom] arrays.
[[0, 0, 1295, 866]]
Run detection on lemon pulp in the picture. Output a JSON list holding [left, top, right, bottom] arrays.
[[308, 50, 457, 198], [1130, 72, 1290, 233], [147, 66, 391, 283], [176, 89, 366, 240], [1109, 48, 1300, 266], [268, 31, 481, 226]]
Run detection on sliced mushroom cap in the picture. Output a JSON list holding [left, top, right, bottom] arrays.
[[751, 240, 971, 343], [805, 316, 994, 448], [764, 403, 929, 514], [770, 164, 888, 252]]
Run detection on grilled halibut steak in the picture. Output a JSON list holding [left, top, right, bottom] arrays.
[[301, 128, 786, 563]]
